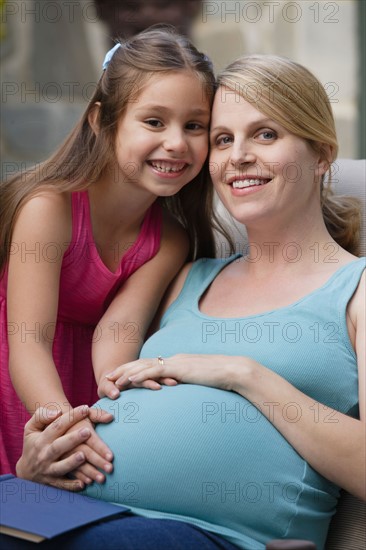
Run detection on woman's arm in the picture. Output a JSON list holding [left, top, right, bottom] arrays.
[[238, 273, 363, 500], [108, 274, 366, 500], [94, 213, 189, 398], [114, 352, 365, 500]]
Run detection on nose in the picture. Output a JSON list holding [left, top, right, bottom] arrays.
[[163, 127, 189, 155], [229, 140, 256, 166]]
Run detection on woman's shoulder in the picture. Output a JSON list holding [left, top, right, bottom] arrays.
[[158, 255, 239, 317], [347, 264, 365, 324]]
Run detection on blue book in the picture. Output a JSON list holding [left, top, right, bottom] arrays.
[[0, 474, 129, 543]]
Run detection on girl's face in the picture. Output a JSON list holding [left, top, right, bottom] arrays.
[[113, 71, 211, 197], [209, 87, 328, 228]]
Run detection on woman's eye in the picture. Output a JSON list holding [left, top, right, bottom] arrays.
[[257, 130, 277, 140], [214, 135, 233, 146], [145, 119, 163, 128]]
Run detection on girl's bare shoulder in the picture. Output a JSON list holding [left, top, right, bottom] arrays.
[[14, 190, 72, 243]]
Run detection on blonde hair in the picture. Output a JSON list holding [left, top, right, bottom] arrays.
[[1, 26, 231, 273], [217, 54, 361, 255]]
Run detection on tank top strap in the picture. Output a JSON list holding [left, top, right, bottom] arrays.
[[330, 258, 366, 356], [73, 190, 92, 239], [306, 257, 366, 317], [137, 201, 162, 258], [332, 257, 366, 310], [183, 254, 241, 302], [62, 191, 91, 267], [298, 257, 365, 359], [161, 254, 241, 326]]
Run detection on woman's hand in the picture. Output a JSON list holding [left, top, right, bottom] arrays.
[[16, 405, 114, 490], [106, 354, 251, 392]]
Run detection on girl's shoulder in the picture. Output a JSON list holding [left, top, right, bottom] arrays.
[[14, 190, 72, 243], [21, 189, 71, 210]]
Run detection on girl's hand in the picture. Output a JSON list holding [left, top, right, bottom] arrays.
[[98, 375, 175, 400], [97, 376, 121, 400], [16, 405, 114, 490], [105, 364, 178, 392], [106, 354, 249, 392], [63, 417, 114, 485]]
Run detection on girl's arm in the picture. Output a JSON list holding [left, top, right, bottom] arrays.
[[7, 193, 73, 414], [93, 213, 189, 399], [7, 193, 112, 481]]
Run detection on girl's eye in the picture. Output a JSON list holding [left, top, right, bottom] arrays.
[[145, 119, 163, 128], [186, 122, 205, 131]]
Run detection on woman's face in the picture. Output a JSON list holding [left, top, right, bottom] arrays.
[[209, 86, 328, 228]]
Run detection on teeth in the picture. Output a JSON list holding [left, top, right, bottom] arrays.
[[151, 161, 186, 173], [232, 179, 267, 189]]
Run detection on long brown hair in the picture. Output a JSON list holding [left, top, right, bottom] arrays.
[[0, 26, 231, 273], [217, 55, 361, 255]]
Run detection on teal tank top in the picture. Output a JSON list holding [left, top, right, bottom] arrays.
[[85, 255, 365, 550]]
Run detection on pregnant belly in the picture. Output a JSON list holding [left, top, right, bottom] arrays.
[[84, 385, 314, 537]]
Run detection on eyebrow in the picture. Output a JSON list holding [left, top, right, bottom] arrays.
[[210, 118, 277, 133], [210, 125, 229, 134], [135, 105, 210, 117]]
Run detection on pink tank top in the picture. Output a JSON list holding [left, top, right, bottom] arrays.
[[58, 191, 162, 324], [0, 191, 162, 473]]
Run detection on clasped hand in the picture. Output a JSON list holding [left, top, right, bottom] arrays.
[[16, 405, 114, 490]]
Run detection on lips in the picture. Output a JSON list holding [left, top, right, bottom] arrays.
[[232, 178, 270, 189], [227, 176, 272, 188], [148, 160, 188, 174]]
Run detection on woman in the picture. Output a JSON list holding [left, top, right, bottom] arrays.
[[11, 55, 365, 550]]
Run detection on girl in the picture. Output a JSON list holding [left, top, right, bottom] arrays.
[[0, 27, 225, 481]]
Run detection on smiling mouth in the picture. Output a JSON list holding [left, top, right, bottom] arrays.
[[148, 160, 188, 174], [231, 178, 271, 189]]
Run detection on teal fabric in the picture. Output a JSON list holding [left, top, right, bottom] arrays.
[[86, 255, 365, 550]]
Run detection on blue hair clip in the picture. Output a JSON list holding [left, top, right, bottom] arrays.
[[102, 43, 121, 70], [203, 54, 214, 72]]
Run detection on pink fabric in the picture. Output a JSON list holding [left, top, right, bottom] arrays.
[[0, 191, 162, 473]]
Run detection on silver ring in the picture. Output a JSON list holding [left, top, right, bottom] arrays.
[[157, 356, 164, 367]]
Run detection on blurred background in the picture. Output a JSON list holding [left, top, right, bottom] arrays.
[[1, 0, 365, 182]]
